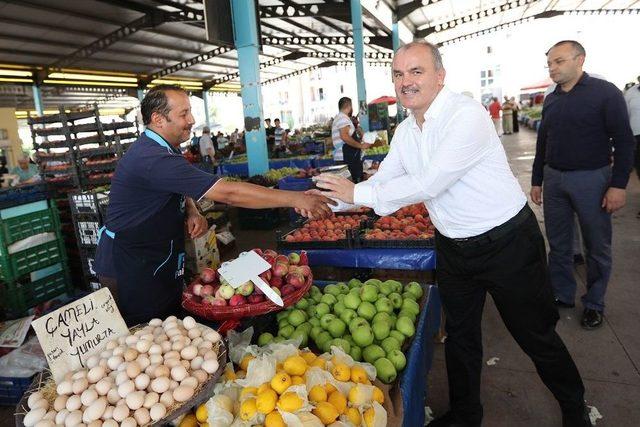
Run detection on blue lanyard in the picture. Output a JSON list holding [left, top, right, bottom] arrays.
[[145, 129, 174, 152]]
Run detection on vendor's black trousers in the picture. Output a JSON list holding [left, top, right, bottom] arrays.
[[435, 205, 587, 425]]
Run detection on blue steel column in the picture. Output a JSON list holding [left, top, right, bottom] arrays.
[[231, 0, 268, 175], [392, 17, 405, 123], [137, 89, 144, 102], [350, 0, 369, 132], [32, 85, 43, 116], [202, 90, 211, 128]]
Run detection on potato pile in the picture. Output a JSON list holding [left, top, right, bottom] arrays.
[[23, 316, 223, 427]]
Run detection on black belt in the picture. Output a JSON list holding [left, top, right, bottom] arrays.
[[449, 204, 532, 246]]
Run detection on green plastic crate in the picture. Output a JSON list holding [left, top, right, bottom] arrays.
[[0, 203, 60, 247], [1, 264, 71, 316], [0, 238, 67, 282]]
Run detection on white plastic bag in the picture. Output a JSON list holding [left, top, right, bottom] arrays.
[[329, 346, 377, 381], [236, 353, 276, 388]]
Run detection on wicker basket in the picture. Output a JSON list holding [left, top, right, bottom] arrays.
[[182, 274, 313, 322], [14, 325, 227, 427]]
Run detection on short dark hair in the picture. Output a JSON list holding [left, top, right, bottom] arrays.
[[546, 40, 586, 57], [265, 118, 271, 122], [338, 97, 351, 111], [274, 118, 280, 123], [140, 84, 186, 125]]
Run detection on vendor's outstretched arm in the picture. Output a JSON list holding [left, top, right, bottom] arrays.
[[204, 180, 335, 219]]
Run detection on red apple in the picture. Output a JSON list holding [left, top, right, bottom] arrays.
[[252, 248, 264, 256], [259, 270, 272, 281], [281, 284, 296, 296], [229, 294, 246, 306], [191, 283, 203, 296], [288, 252, 300, 265], [286, 273, 305, 288], [275, 255, 289, 265], [273, 263, 289, 277], [298, 265, 311, 277], [270, 276, 283, 288], [201, 285, 215, 297], [200, 268, 217, 284], [299, 251, 309, 266], [247, 294, 265, 303], [264, 249, 278, 258]]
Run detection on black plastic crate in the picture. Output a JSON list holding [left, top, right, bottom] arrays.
[[276, 227, 355, 250], [357, 218, 435, 249], [69, 191, 109, 216], [237, 207, 282, 230], [74, 217, 100, 247], [0, 374, 34, 406], [80, 247, 97, 277]]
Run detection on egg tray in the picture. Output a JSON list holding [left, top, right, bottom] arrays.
[[14, 324, 227, 427]]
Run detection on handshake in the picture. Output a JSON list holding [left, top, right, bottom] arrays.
[[293, 174, 356, 219]]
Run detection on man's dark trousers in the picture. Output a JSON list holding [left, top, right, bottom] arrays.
[[435, 205, 586, 425], [543, 165, 612, 311]]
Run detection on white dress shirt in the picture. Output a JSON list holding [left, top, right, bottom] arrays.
[[624, 84, 640, 136], [352, 87, 526, 239]]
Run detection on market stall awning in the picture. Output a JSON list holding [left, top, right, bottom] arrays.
[[520, 78, 553, 91], [369, 95, 396, 105]]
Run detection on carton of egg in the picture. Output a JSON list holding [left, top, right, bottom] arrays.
[[22, 316, 221, 427]]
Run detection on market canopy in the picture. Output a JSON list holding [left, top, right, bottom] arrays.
[[0, 0, 638, 112], [369, 95, 397, 105]]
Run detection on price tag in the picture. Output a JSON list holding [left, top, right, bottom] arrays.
[[218, 250, 284, 306]]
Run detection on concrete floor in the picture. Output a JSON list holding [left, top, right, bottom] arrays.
[[425, 129, 640, 426], [2, 129, 638, 426]]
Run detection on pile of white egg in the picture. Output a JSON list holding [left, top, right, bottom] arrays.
[[23, 316, 222, 427]]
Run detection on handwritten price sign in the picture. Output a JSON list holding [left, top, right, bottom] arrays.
[[31, 288, 128, 383]]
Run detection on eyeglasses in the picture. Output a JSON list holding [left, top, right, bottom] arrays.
[[545, 55, 581, 69]]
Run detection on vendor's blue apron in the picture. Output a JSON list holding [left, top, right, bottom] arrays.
[[99, 130, 186, 325]]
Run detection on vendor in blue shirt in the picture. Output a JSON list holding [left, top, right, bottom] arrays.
[[95, 84, 333, 325], [11, 156, 40, 184]]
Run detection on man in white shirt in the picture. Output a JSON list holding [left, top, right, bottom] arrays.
[[624, 82, 640, 218], [316, 41, 590, 427], [331, 97, 371, 182], [198, 127, 215, 163]]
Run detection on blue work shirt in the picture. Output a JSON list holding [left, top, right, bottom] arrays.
[[94, 130, 218, 277], [532, 72, 635, 188]]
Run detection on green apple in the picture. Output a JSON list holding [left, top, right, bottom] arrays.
[[311, 285, 322, 295], [296, 322, 312, 335], [375, 298, 394, 314], [337, 283, 349, 293], [350, 346, 362, 362], [291, 330, 308, 347], [363, 344, 386, 364], [315, 302, 330, 318], [280, 324, 294, 339], [320, 294, 337, 306], [391, 281, 403, 293], [345, 335, 355, 346], [374, 357, 397, 383], [359, 284, 379, 303], [273, 336, 285, 343], [357, 302, 377, 321], [364, 278, 382, 288], [401, 299, 420, 317], [404, 282, 424, 300], [278, 318, 290, 329], [381, 336, 401, 354], [349, 317, 370, 333], [402, 291, 417, 301], [389, 330, 405, 345], [257, 332, 273, 346], [387, 349, 407, 371], [310, 326, 323, 341], [322, 336, 334, 353], [372, 322, 390, 341], [333, 301, 346, 316], [327, 318, 346, 338], [339, 308, 357, 325], [396, 316, 416, 338], [343, 292, 361, 310], [306, 305, 317, 318], [347, 278, 362, 289], [330, 338, 351, 353], [324, 284, 341, 296], [309, 317, 320, 327], [312, 293, 323, 303], [295, 298, 310, 310], [351, 325, 375, 347], [276, 311, 289, 322], [336, 294, 345, 303], [288, 309, 306, 327], [320, 313, 337, 330], [398, 310, 417, 322], [372, 312, 392, 325], [381, 280, 401, 296], [388, 293, 403, 309], [316, 331, 332, 349]]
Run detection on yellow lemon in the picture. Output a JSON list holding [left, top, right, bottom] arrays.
[[239, 354, 255, 371], [300, 351, 317, 365], [327, 390, 347, 414], [240, 398, 257, 421], [277, 391, 304, 413], [178, 413, 198, 427], [350, 365, 369, 384], [224, 366, 237, 381], [331, 363, 351, 382], [372, 386, 384, 404], [308, 385, 327, 403], [284, 355, 308, 376], [311, 357, 326, 369], [346, 407, 362, 425], [240, 386, 258, 399], [270, 372, 292, 395], [236, 369, 246, 379], [276, 362, 284, 371], [312, 401, 339, 425], [291, 375, 305, 385], [257, 382, 273, 395], [256, 389, 278, 414], [348, 384, 367, 406], [364, 406, 375, 427], [195, 404, 208, 422], [325, 382, 337, 395], [264, 410, 286, 427]]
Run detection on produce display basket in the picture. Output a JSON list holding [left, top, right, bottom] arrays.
[[357, 218, 435, 249], [276, 227, 356, 250], [182, 274, 313, 323], [14, 324, 227, 427]]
